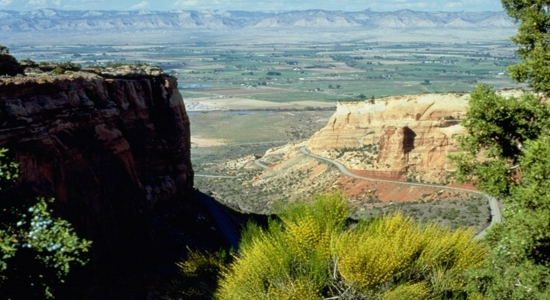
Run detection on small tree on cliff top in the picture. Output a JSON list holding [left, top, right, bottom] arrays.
[[0, 45, 9, 54], [0, 148, 91, 298], [0, 45, 25, 76], [450, 1, 550, 298]]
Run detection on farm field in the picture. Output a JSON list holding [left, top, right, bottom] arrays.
[[189, 110, 334, 168], [11, 40, 523, 110]]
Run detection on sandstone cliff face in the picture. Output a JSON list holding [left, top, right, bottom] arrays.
[[0, 67, 193, 267], [308, 93, 468, 182]]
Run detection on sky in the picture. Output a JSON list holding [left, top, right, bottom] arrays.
[[0, 0, 505, 12]]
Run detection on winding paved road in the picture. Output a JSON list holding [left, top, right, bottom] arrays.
[[195, 174, 238, 179], [197, 147, 501, 244], [254, 159, 269, 169], [299, 147, 501, 239]]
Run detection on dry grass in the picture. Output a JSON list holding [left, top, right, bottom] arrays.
[[193, 87, 288, 96]]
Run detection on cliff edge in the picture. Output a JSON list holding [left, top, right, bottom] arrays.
[[0, 65, 193, 273]]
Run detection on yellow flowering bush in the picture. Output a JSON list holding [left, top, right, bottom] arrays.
[[215, 193, 488, 299]]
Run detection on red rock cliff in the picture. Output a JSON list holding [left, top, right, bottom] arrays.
[[0, 66, 193, 268]]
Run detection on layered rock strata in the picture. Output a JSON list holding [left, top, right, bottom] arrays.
[[0, 67, 193, 268], [308, 93, 469, 182]]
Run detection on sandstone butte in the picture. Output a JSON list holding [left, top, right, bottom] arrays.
[[0, 66, 195, 272], [307, 91, 521, 183], [308, 93, 468, 183]]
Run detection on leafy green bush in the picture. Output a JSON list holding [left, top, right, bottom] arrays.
[[165, 249, 231, 300], [451, 84, 550, 298], [51, 66, 65, 75], [0, 149, 91, 298], [37, 61, 82, 74]]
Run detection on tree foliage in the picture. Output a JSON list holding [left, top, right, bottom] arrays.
[[0, 47, 24, 76], [451, 84, 550, 298], [448, 0, 550, 297], [0, 149, 91, 298], [165, 248, 232, 300], [502, 0, 550, 95], [451, 84, 550, 197], [215, 193, 486, 300]]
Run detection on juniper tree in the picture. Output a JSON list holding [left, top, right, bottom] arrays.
[[502, 0, 550, 95], [452, 84, 550, 299], [449, 2, 550, 298], [0, 149, 91, 298]]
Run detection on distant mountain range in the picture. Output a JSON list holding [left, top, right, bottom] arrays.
[[0, 8, 514, 32]]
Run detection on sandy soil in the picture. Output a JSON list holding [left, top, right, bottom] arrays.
[[190, 64, 227, 70], [191, 136, 227, 147], [195, 87, 288, 95], [338, 176, 460, 203], [308, 66, 362, 74], [185, 97, 336, 111]]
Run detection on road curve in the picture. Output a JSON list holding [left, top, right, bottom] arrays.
[[299, 147, 501, 239], [254, 159, 269, 169], [195, 174, 238, 179]]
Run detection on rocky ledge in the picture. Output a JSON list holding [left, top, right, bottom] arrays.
[[0, 65, 193, 270]]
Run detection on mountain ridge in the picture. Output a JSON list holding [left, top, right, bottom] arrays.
[[0, 8, 515, 32]]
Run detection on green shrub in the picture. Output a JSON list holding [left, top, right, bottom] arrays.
[[0, 149, 91, 298], [166, 249, 231, 300], [216, 193, 487, 299], [51, 66, 65, 75]]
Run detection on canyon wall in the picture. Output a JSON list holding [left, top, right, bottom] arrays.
[[308, 93, 469, 182], [0, 66, 193, 268]]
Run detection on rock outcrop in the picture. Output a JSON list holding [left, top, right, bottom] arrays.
[[308, 93, 469, 182], [0, 67, 193, 269]]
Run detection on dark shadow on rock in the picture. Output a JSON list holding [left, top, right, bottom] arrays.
[[58, 189, 269, 300], [403, 126, 416, 154]]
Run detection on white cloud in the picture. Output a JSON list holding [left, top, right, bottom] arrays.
[[27, 0, 47, 5], [444, 0, 502, 11], [173, 0, 225, 9], [0, 0, 12, 6], [173, 0, 198, 6], [24, 0, 62, 7], [130, 0, 149, 9], [173, 0, 495, 12]]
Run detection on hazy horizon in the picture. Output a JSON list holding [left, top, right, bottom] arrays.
[[0, 0, 504, 13]]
